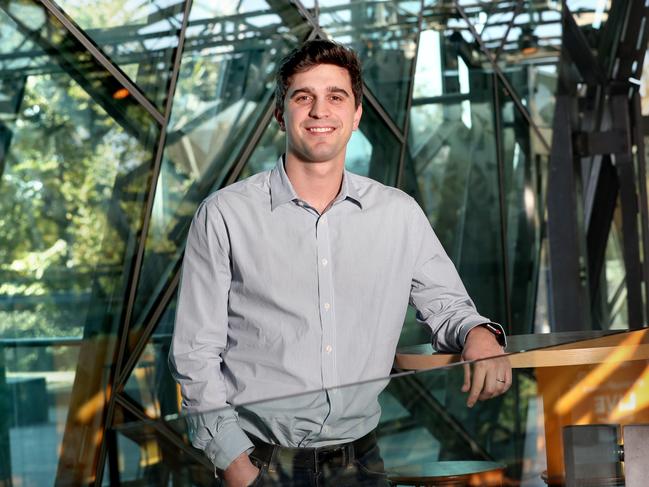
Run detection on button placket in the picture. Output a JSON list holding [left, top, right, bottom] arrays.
[[315, 214, 336, 391]]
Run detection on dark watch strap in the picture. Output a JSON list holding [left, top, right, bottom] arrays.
[[478, 323, 507, 348]]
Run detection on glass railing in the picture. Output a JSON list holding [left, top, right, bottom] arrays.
[[111, 328, 648, 486]]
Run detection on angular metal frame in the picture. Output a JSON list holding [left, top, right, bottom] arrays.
[[3, 0, 648, 485], [38, 0, 165, 125], [92, 0, 196, 482]]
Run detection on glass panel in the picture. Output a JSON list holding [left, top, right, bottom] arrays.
[[116, 423, 167, 486], [319, 0, 422, 129], [503, 65, 558, 140], [129, 1, 310, 348], [498, 75, 552, 336], [353, 100, 401, 185], [443, 0, 562, 127], [402, 12, 558, 339], [1, 341, 82, 485], [590, 202, 630, 330], [115, 328, 649, 487], [534, 236, 552, 333], [237, 117, 282, 180], [0, 9, 49, 74], [124, 295, 179, 419], [402, 28, 506, 330], [448, 0, 562, 63], [567, 0, 614, 33], [0, 2, 160, 484], [54, 0, 186, 111], [238, 99, 401, 184]]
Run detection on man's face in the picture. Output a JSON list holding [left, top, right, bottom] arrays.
[[276, 63, 362, 166]]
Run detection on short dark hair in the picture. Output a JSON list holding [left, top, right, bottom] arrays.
[[275, 39, 363, 114]]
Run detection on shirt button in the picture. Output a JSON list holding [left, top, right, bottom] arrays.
[[324, 302, 330, 310], [321, 258, 328, 266], [325, 345, 333, 353]]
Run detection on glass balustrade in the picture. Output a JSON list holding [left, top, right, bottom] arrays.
[[111, 328, 648, 486]]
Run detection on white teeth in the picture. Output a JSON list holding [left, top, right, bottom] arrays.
[[308, 127, 333, 133]]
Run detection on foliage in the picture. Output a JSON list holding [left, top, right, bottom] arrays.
[[0, 71, 150, 343]]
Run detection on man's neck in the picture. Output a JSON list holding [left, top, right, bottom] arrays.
[[284, 155, 344, 214]]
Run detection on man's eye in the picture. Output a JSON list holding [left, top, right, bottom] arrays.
[[330, 95, 343, 102], [296, 95, 312, 102]]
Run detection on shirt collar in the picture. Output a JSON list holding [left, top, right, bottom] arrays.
[[270, 156, 298, 211], [270, 156, 363, 211]]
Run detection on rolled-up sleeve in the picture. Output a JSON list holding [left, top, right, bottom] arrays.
[[408, 200, 505, 352], [169, 199, 253, 470]]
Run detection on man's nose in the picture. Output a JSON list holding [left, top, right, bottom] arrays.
[[309, 98, 330, 118]]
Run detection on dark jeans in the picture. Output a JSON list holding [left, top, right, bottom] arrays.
[[247, 437, 391, 487]]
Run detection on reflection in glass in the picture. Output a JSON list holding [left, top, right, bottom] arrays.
[[447, 0, 562, 64], [354, 99, 401, 185], [403, 31, 506, 325], [129, 1, 310, 345], [0, 2, 160, 484], [498, 75, 550, 335], [1, 342, 81, 486], [113, 329, 649, 486], [504, 66, 557, 136], [590, 203, 629, 330], [401, 17, 559, 337], [55, 0, 186, 111], [446, 0, 562, 125], [319, 0, 421, 128], [124, 296, 179, 419]]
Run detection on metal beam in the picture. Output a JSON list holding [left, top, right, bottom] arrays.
[[547, 95, 591, 331], [631, 92, 649, 325], [575, 129, 628, 157], [492, 74, 513, 335], [561, 4, 605, 86], [611, 96, 643, 329], [616, 152, 644, 329], [92, 0, 195, 484], [585, 156, 617, 313], [38, 0, 164, 125], [0, 2, 159, 145]]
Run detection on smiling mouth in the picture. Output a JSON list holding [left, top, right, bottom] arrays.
[[306, 127, 335, 134]]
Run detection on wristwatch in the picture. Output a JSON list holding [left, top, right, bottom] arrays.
[[476, 322, 507, 348]]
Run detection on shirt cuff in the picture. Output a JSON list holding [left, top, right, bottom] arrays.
[[460, 322, 507, 349], [204, 421, 255, 471]]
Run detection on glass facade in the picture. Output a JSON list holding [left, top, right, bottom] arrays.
[[1, 0, 648, 485], [53, 0, 186, 111]]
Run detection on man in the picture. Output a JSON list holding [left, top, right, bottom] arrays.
[[170, 39, 510, 487]]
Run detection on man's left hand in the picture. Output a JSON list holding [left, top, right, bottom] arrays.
[[461, 325, 511, 407]]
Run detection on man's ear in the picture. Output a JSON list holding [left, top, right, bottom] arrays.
[[353, 103, 363, 131], [274, 108, 286, 131]]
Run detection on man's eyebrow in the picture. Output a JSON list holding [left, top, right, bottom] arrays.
[[289, 87, 315, 98], [327, 86, 351, 97], [289, 86, 351, 98]]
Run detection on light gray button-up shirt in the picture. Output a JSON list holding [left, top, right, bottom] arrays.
[[169, 158, 497, 470]]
